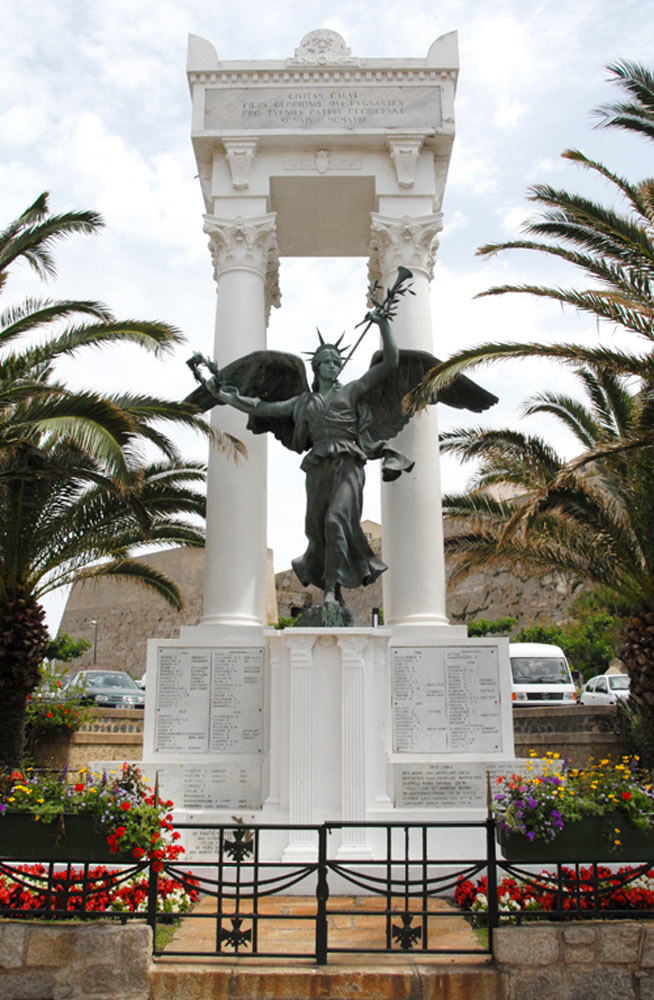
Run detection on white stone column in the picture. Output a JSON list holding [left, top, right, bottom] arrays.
[[201, 214, 279, 627], [372, 635, 393, 808], [370, 213, 449, 627], [336, 635, 373, 859], [282, 633, 317, 861]]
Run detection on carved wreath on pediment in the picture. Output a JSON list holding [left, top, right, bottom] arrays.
[[293, 29, 353, 63]]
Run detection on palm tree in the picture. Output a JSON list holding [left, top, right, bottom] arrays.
[[0, 193, 240, 768], [406, 60, 654, 403], [441, 366, 654, 752], [0, 443, 207, 768]]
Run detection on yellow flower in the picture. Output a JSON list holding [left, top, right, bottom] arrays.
[[89, 788, 97, 795], [7, 797, 14, 803], [615, 839, 622, 846], [614, 828, 621, 834], [37, 798, 44, 804], [35, 815, 40, 822], [552, 753, 560, 759]]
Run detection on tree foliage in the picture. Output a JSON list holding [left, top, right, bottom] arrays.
[[0, 193, 231, 768], [406, 60, 654, 419]]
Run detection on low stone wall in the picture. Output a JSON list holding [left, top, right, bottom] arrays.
[[0, 921, 151, 1000], [495, 920, 654, 999], [33, 709, 144, 771], [513, 704, 625, 766]]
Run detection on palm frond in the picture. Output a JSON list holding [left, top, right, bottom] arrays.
[[0, 195, 103, 282], [0, 298, 114, 344]]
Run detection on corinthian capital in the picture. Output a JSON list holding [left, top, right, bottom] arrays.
[[369, 213, 444, 283], [203, 213, 281, 317]]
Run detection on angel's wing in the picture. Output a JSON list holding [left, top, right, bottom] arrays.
[[184, 350, 309, 450], [363, 349, 498, 441]]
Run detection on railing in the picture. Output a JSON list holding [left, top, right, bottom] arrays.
[[1, 819, 653, 964]]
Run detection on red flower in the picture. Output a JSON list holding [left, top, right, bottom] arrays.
[[74, 783, 85, 792], [622, 791, 632, 801], [115, 826, 126, 839], [121, 802, 131, 812], [47, 712, 53, 719], [152, 860, 163, 872], [132, 847, 145, 859]]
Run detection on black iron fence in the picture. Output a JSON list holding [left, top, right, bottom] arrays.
[[1, 819, 654, 964]]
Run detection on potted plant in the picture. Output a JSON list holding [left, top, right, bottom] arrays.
[[0, 763, 184, 864], [494, 752, 654, 862]]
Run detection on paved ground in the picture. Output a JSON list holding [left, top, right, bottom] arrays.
[[159, 893, 487, 966]]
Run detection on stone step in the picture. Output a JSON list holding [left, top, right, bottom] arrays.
[[151, 895, 507, 1000], [151, 963, 507, 1000]]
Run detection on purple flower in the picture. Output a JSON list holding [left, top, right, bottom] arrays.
[[526, 796, 538, 809], [0, 803, 6, 815], [550, 808, 564, 829], [526, 830, 535, 841]]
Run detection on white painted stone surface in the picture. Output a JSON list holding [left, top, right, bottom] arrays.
[[186, 28, 459, 628], [139, 629, 514, 863]]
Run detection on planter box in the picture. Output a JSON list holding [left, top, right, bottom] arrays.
[[0, 813, 134, 863], [497, 813, 654, 863]]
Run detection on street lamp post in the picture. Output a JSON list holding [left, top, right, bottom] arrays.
[[90, 619, 98, 666]]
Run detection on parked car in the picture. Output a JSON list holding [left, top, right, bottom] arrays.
[[579, 673, 630, 706], [62, 670, 146, 709], [509, 642, 577, 707]]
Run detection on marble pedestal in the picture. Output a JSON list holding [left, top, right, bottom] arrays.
[[132, 625, 517, 864]]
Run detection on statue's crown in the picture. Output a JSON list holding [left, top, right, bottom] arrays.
[[303, 329, 349, 365]]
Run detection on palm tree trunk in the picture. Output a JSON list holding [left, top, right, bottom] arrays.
[[618, 610, 654, 706], [0, 596, 48, 770]]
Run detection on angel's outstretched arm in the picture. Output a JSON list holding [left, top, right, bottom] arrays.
[[214, 386, 296, 418], [350, 311, 399, 401]]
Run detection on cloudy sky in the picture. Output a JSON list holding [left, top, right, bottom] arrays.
[[2, 0, 651, 629]]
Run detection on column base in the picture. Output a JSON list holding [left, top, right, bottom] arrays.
[[281, 840, 318, 864]]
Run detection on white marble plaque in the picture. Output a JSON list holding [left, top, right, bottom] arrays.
[[154, 648, 211, 752], [392, 646, 503, 754], [395, 760, 537, 809], [204, 85, 442, 131], [153, 647, 264, 755], [134, 761, 263, 811], [210, 649, 264, 754]]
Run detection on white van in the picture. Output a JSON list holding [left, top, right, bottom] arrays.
[[509, 642, 577, 707]]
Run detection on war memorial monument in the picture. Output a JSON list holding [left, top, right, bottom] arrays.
[[135, 29, 520, 862]]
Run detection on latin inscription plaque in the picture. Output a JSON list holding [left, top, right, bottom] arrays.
[[392, 646, 503, 754], [154, 647, 264, 755], [204, 85, 442, 131]]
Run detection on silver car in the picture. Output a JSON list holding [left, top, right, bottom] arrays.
[[579, 673, 630, 706], [63, 669, 146, 709]]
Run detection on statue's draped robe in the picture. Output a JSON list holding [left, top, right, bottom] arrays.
[[290, 387, 412, 591]]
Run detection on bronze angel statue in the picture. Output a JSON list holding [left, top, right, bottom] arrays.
[[184, 268, 497, 624]]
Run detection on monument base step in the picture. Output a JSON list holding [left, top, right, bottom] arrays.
[[151, 895, 507, 1000], [151, 963, 506, 1000]]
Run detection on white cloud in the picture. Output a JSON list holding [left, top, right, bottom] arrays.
[[494, 101, 528, 131], [2, 0, 652, 627]]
